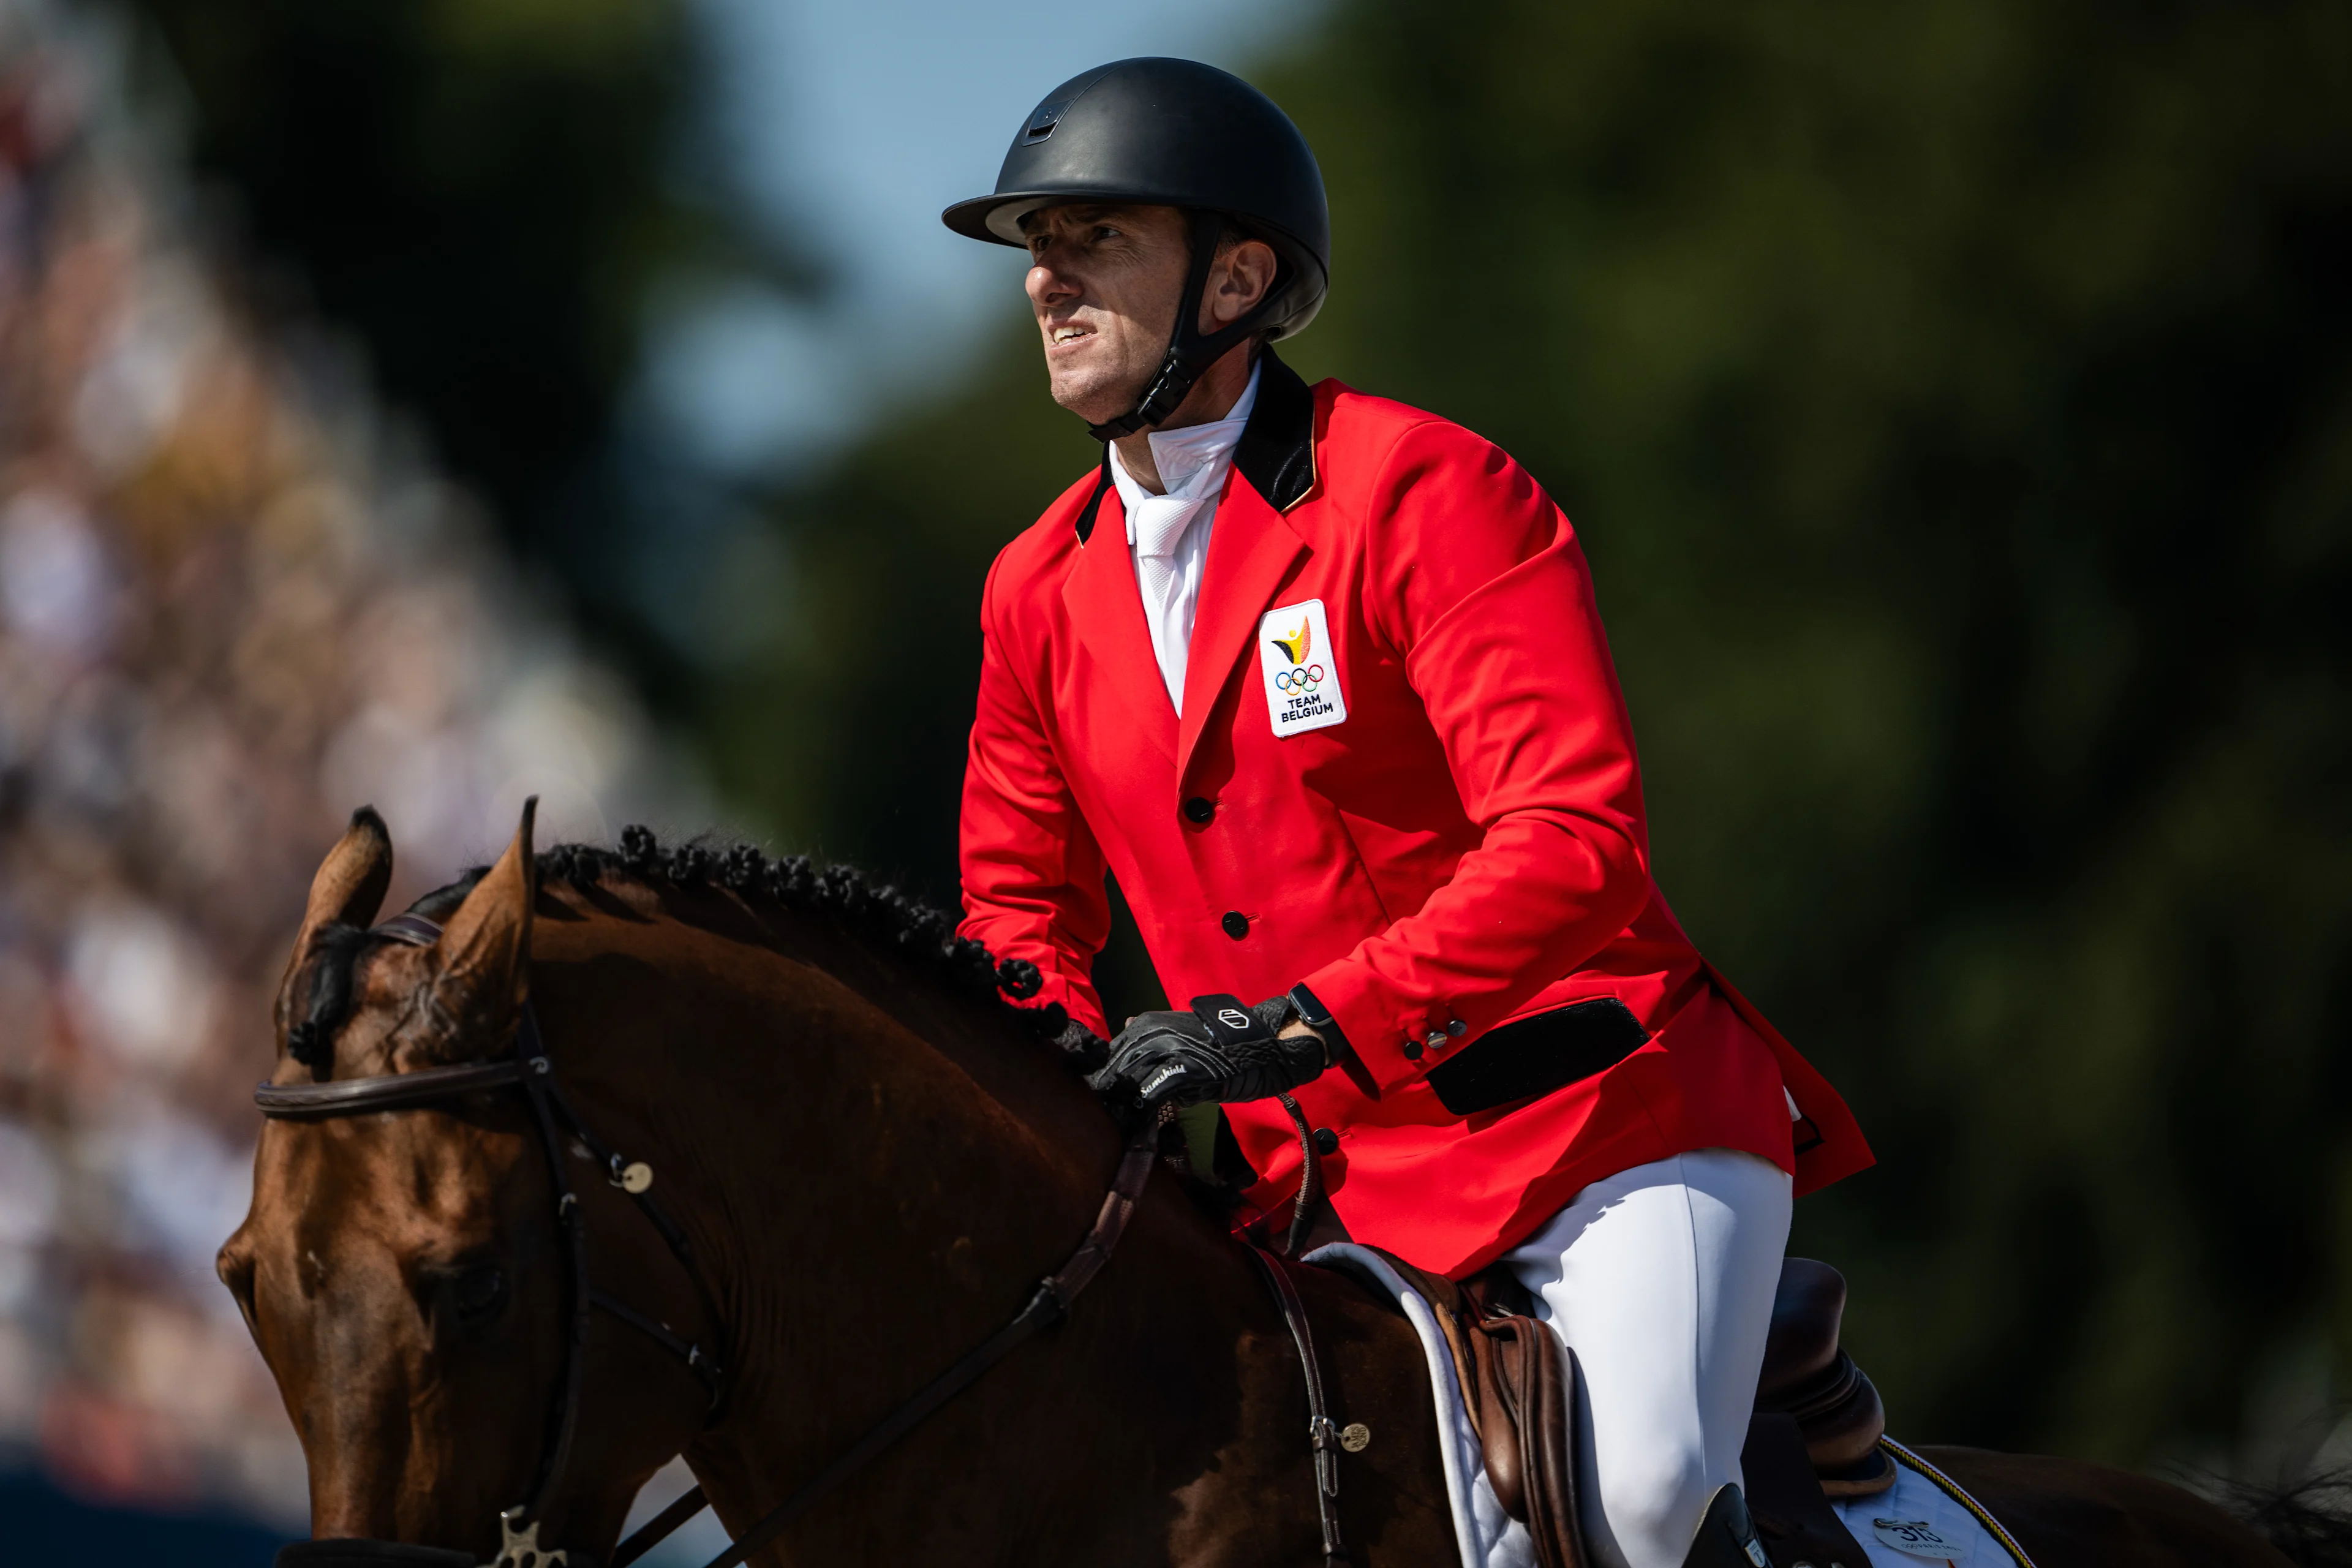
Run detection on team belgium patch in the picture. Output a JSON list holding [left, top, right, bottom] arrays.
[[1256, 598, 1347, 737]]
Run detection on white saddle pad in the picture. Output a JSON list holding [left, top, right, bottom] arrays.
[[1306, 1243, 1538, 1568], [1309, 1245, 2032, 1568], [1834, 1441, 2035, 1568]]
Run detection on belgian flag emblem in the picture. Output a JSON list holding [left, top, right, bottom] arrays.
[[1268, 618, 1312, 665], [1257, 598, 1348, 737]]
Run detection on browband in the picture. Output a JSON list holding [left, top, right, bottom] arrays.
[[256, 1057, 530, 1119], [372, 913, 447, 947], [254, 911, 527, 1120]]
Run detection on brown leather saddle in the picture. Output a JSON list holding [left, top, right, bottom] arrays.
[[1349, 1251, 1889, 1568], [1753, 1258, 1891, 1491]]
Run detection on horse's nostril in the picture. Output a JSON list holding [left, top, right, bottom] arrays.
[[453, 1264, 508, 1325]]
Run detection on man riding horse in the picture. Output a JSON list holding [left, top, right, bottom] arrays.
[[217, 53, 2317, 1568], [948, 56, 1874, 1568]]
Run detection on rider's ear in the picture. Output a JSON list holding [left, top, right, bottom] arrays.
[[275, 805, 394, 1035], [431, 797, 538, 1043]]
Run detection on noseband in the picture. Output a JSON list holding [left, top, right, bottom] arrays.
[[256, 913, 1156, 1568]]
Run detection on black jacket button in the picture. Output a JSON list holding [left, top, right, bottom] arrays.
[[1182, 796, 1215, 824], [1220, 911, 1250, 940], [1313, 1127, 1340, 1156], [1402, 1039, 1425, 1061]]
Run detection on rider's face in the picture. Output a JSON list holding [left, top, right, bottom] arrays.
[[1020, 203, 1192, 424]]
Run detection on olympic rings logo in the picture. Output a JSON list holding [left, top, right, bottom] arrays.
[[1275, 664, 1326, 693]]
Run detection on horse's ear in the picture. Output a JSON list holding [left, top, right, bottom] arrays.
[[277, 807, 394, 1017], [431, 797, 538, 1039]]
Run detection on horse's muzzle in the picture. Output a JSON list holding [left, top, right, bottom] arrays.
[[277, 1540, 480, 1568]]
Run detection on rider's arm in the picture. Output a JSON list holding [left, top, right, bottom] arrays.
[[959, 548, 1115, 1040], [1298, 418, 1653, 1093]]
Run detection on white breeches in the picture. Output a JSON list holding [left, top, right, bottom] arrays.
[[1502, 1149, 1792, 1568]]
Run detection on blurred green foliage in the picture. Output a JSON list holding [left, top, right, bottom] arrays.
[[712, 0, 2352, 1468], [123, 0, 784, 646]]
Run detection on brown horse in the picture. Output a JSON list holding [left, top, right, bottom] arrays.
[[221, 805, 2309, 1567]]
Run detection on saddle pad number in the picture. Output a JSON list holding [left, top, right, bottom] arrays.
[[1872, 1517, 1964, 1560], [1257, 599, 1346, 737]]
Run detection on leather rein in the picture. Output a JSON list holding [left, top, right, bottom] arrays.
[[255, 912, 1158, 1568]]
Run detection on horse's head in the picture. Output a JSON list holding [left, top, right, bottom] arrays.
[[221, 803, 699, 1568]]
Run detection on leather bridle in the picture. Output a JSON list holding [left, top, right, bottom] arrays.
[[255, 911, 1157, 1568], [258, 913, 727, 1568]]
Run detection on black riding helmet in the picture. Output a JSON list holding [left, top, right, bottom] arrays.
[[943, 58, 1330, 439]]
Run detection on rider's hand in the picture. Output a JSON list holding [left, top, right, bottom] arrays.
[[1087, 993, 1330, 1123]]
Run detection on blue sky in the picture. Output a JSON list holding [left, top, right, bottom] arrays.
[[643, 0, 1322, 474]]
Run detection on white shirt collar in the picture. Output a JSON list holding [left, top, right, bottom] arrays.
[[1111, 361, 1263, 540]]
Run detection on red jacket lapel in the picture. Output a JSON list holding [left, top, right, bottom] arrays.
[[1177, 469, 1309, 778], [1060, 484, 1178, 765]]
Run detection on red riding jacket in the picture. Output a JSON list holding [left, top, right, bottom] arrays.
[[959, 354, 1870, 1276]]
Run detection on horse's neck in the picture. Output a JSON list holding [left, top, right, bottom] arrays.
[[539, 902, 1301, 1559]]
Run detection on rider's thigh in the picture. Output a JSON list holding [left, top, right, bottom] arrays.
[[1502, 1148, 1792, 1568]]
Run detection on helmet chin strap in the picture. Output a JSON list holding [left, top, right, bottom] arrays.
[[1088, 208, 1283, 443]]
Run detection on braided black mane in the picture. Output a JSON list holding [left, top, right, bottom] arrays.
[[288, 824, 1110, 1076]]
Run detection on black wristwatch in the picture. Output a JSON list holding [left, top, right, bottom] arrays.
[[1286, 982, 1346, 1065]]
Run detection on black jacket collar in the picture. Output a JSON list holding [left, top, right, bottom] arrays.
[[1231, 347, 1317, 513], [1073, 348, 1317, 543]]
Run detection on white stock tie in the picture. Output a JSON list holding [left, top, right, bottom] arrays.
[[1108, 360, 1262, 715], [1130, 486, 1215, 706]]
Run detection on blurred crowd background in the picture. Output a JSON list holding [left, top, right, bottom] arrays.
[[1, 0, 2347, 1557], [0, 0, 696, 1545]]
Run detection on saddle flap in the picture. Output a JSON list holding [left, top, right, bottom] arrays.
[[1355, 1247, 1583, 1567], [1356, 1251, 1518, 1503], [1333, 1246, 1891, 1568], [1482, 1314, 1581, 1568]]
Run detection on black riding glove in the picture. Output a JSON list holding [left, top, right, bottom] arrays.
[[1087, 992, 1329, 1123]]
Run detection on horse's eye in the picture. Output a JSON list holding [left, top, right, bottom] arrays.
[[453, 1265, 508, 1325]]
